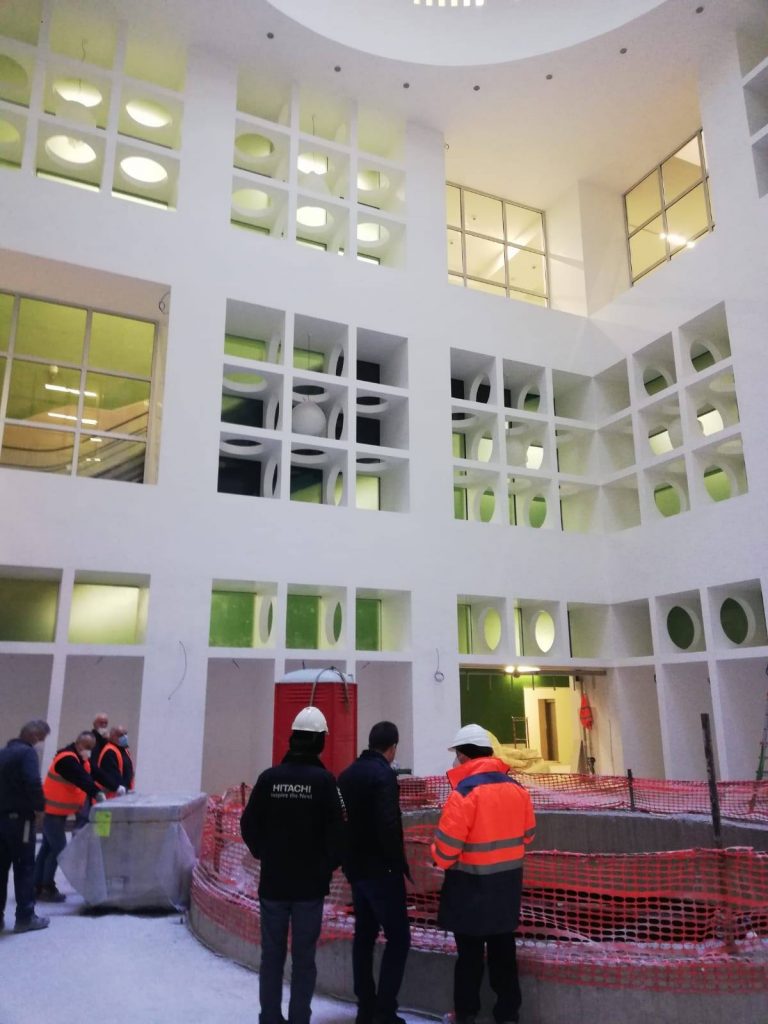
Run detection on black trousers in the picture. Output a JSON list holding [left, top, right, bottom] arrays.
[[453, 932, 521, 1024], [351, 874, 411, 1019], [0, 814, 36, 924]]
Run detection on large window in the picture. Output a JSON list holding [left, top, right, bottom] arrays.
[[624, 131, 713, 284], [0, 292, 157, 482], [446, 184, 548, 307]]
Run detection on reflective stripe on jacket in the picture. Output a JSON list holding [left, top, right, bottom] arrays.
[[44, 751, 92, 816]]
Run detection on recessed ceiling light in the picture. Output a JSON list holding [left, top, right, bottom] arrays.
[[120, 155, 168, 184], [334, 65, 341, 72], [267, 31, 274, 38], [473, 85, 480, 91], [620, 47, 628, 54], [125, 99, 172, 128], [297, 205, 328, 228], [403, 82, 410, 89], [53, 78, 102, 108], [546, 73, 553, 80], [45, 134, 97, 165], [695, 5, 704, 11]]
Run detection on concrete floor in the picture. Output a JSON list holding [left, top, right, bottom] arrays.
[[0, 874, 435, 1024]]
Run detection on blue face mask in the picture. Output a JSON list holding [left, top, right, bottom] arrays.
[[117, 735, 130, 748]]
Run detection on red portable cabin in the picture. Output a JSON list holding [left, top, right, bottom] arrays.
[[273, 667, 357, 778]]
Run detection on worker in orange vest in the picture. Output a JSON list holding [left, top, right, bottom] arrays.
[[94, 726, 133, 798], [431, 725, 536, 1024], [33, 731, 106, 903]]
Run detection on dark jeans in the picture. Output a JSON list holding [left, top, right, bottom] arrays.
[[33, 813, 68, 890], [259, 897, 324, 1024], [453, 932, 521, 1024], [351, 874, 411, 1019], [0, 815, 37, 923]]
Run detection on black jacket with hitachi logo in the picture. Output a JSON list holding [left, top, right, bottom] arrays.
[[240, 751, 346, 901]]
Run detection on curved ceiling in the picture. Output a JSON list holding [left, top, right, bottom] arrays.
[[265, 0, 667, 66]]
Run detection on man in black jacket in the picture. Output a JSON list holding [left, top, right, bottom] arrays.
[[338, 722, 411, 1024], [240, 707, 346, 1024], [0, 719, 50, 933]]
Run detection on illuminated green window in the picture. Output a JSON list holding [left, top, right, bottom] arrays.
[[356, 598, 381, 651], [0, 578, 60, 642], [0, 292, 158, 483], [68, 583, 145, 644], [446, 183, 548, 307], [286, 594, 320, 648], [624, 132, 713, 283]]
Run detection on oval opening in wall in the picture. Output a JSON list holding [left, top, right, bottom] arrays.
[[653, 481, 684, 517], [703, 465, 732, 502], [481, 607, 502, 651], [232, 188, 272, 214], [296, 205, 328, 228], [719, 597, 752, 645], [235, 132, 274, 160], [126, 99, 172, 128], [53, 77, 103, 108], [45, 134, 97, 165], [667, 605, 697, 650], [643, 365, 672, 396], [120, 155, 167, 184], [534, 610, 555, 652], [690, 340, 719, 371], [528, 494, 547, 528]]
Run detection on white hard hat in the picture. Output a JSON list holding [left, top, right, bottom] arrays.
[[448, 723, 492, 750], [291, 706, 329, 733]]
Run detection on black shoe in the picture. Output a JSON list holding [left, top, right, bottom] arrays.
[[14, 914, 50, 933], [37, 885, 66, 903]]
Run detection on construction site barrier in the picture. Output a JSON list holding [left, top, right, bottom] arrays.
[[398, 773, 768, 822], [191, 785, 768, 994]]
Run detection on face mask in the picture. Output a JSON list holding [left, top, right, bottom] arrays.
[[117, 735, 129, 748], [452, 756, 460, 768], [79, 749, 91, 761], [97, 727, 109, 738]]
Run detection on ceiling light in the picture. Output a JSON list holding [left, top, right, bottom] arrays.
[[298, 152, 328, 175], [660, 231, 694, 248], [120, 155, 168, 184], [53, 77, 102, 108], [45, 134, 97, 165], [125, 99, 173, 129], [296, 205, 328, 228]]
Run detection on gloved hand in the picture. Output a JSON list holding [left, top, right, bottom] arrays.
[[116, 785, 127, 797], [95, 791, 107, 803]]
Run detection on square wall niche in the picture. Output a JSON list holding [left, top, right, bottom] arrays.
[[657, 662, 716, 781], [593, 362, 630, 419], [600, 477, 641, 532], [611, 600, 653, 657], [289, 446, 347, 507], [0, 106, 26, 168], [504, 417, 548, 472], [455, 468, 500, 524], [295, 197, 349, 256], [225, 300, 285, 366], [0, 44, 35, 105], [453, 411, 498, 466], [356, 390, 409, 450], [457, 597, 508, 657], [222, 364, 284, 431], [355, 455, 409, 512], [202, 658, 276, 795], [356, 328, 408, 388], [502, 359, 546, 414], [354, 661, 413, 768], [690, 439, 748, 507], [234, 121, 291, 181], [555, 425, 596, 476], [714, 658, 768, 779], [59, 655, 143, 752], [355, 589, 410, 652], [679, 302, 731, 377], [209, 583, 277, 649], [451, 349, 496, 406], [656, 591, 705, 655], [567, 604, 610, 658], [552, 369, 592, 421], [559, 483, 599, 534], [707, 580, 767, 650], [633, 333, 676, 400], [645, 458, 689, 520], [231, 177, 289, 237], [286, 588, 346, 651], [68, 574, 149, 645], [0, 653, 53, 727], [356, 215, 405, 268], [0, 571, 60, 642], [639, 394, 684, 462], [684, 372, 739, 439], [508, 477, 554, 530], [293, 314, 348, 377], [596, 416, 635, 474], [297, 141, 349, 200], [357, 161, 405, 215], [218, 434, 281, 499], [516, 600, 564, 660], [291, 377, 347, 441]]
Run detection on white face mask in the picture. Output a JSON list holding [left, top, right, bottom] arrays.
[[79, 749, 92, 761], [97, 727, 109, 738]]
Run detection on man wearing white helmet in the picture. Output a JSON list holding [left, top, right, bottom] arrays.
[[240, 706, 346, 1024], [430, 724, 535, 1024]]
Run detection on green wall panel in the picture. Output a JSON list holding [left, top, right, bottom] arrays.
[[210, 590, 255, 647], [287, 594, 319, 649], [356, 598, 381, 651], [0, 579, 59, 641]]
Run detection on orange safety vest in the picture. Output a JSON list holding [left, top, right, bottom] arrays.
[[97, 742, 124, 799], [430, 756, 536, 875], [44, 750, 91, 816]]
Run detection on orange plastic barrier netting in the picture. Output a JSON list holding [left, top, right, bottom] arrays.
[[398, 774, 768, 822], [191, 788, 768, 993]]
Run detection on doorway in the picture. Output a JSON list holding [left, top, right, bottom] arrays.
[[539, 699, 558, 761]]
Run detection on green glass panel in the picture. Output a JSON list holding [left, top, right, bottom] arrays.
[[457, 604, 472, 655], [452, 433, 466, 458], [89, 313, 154, 377], [332, 602, 343, 642], [505, 204, 544, 251], [0, 355, 5, 393], [224, 334, 268, 361], [459, 670, 526, 743], [356, 474, 380, 510], [209, 590, 255, 647], [0, 578, 59, 641], [720, 598, 748, 645], [654, 483, 681, 517], [286, 594, 319, 649], [464, 190, 503, 239], [508, 492, 517, 525], [68, 584, 141, 644], [293, 347, 325, 372], [507, 248, 546, 296], [76, 437, 145, 482], [629, 216, 666, 281], [356, 597, 381, 651], [447, 229, 463, 274], [0, 424, 74, 473], [625, 171, 662, 232], [0, 292, 12, 350], [667, 606, 694, 650], [661, 137, 702, 205], [479, 489, 495, 522], [454, 486, 468, 520], [703, 467, 731, 502], [7, 360, 81, 422], [446, 184, 461, 227], [16, 298, 86, 363], [82, 372, 150, 436], [666, 183, 709, 252], [465, 235, 505, 283], [529, 496, 547, 528], [691, 348, 716, 372], [290, 466, 323, 503]]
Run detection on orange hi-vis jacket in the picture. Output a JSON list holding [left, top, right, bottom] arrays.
[[44, 750, 92, 816], [430, 756, 535, 935], [96, 742, 125, 798]]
